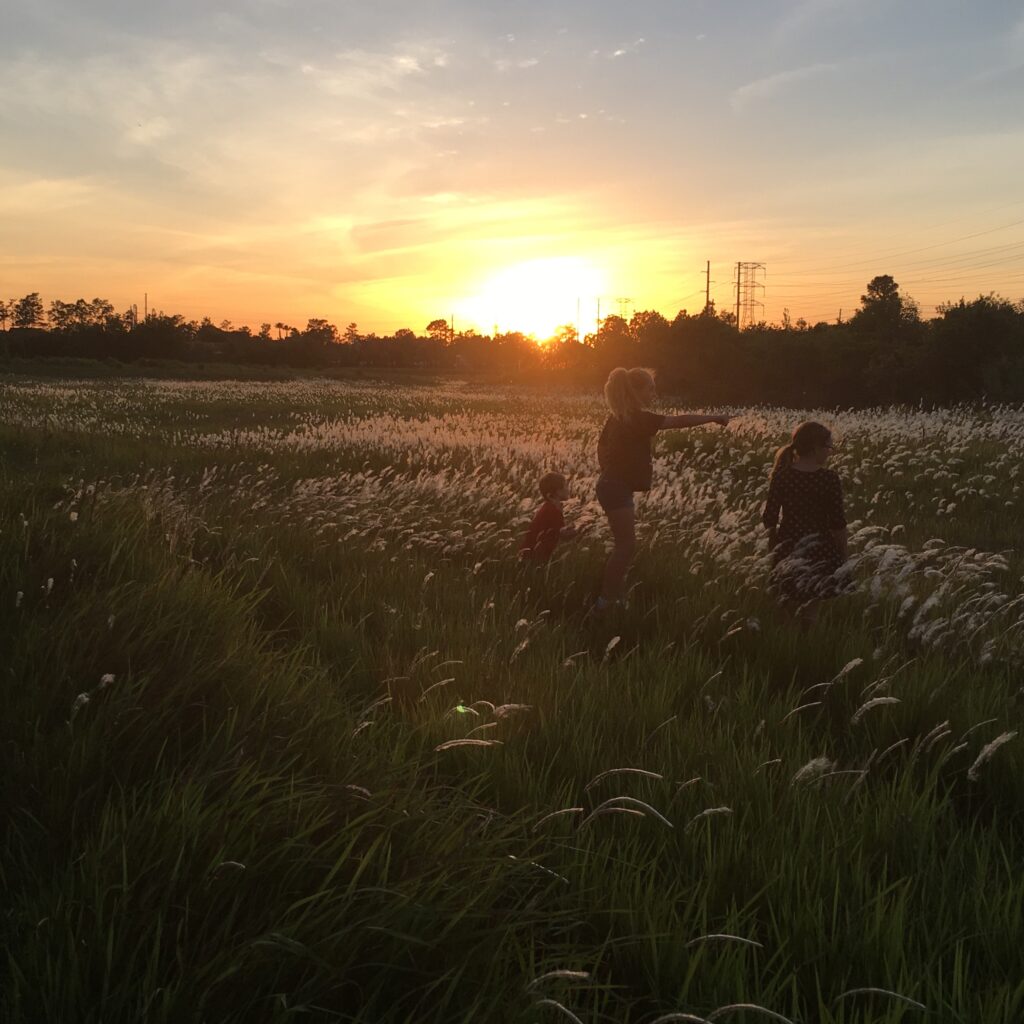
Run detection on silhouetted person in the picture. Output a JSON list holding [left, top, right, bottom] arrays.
[[595, 367, 729, 610], [762, 420, 849, 623], [519, 472, 579, 563]]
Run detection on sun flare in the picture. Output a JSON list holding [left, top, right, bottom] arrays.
[[456, 257, 608, 339]]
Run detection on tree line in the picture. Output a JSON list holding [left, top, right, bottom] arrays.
[[2, 277, 1024, 406]]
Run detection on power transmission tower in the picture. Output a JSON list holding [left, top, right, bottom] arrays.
[[616, 296, 632, 321], [733, 262, 765, 329]]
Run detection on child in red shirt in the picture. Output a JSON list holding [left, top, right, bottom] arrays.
[[519, 472, 577, 562]]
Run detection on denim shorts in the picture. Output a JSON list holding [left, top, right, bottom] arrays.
[[596, 478, 635, 513]]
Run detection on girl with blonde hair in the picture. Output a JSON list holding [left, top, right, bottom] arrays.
[[595, 367, 729, 610]]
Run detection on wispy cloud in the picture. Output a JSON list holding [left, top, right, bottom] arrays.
[[772, 0, 853, 43], [731, 62, 838, 112]]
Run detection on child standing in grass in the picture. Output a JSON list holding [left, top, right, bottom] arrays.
[[519, 471, 578, 563], [762, 420, 849, 620], [595, 367, 730, 610]]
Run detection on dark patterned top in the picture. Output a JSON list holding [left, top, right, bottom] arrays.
[[597, 410, 667, 491], [762, 466, 846, 549]]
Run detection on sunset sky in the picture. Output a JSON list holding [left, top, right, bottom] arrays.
[[4, 0, 1024, 336]]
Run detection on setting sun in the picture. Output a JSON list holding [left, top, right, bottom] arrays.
[[456, 257, 608, 339]]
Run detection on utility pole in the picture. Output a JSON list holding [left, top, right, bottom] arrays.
[[704, 260, 711, 313], [450, 312, 455, 343], [144, 293, 148, 321], [596, 297, 601, 341], [576, 296, 581, 345]]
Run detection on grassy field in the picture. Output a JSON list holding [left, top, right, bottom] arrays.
[[3, 377, 1024, 1024]]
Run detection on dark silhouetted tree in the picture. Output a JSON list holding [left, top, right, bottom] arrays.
[[12, 292, 44, 329], [426, 318, 450, 342]]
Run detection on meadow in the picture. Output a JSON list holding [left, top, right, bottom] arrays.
[[3, 376, 1024, 1024]]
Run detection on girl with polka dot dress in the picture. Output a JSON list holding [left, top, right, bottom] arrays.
[[762, 421, 849, 616]]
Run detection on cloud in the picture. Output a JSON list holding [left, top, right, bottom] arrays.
[[772, 0, 853, 42], [731, 62, 838, 112]]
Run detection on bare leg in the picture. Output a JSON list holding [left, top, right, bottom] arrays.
[[600, 506, 636, 603]]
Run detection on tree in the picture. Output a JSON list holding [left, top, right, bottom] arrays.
[[853, 275, 919, 330], [258, 323, 273, 340], [426, 318, 450, 342], [302, 319, 339, 345], [629, 309, 669, 343], [0, 300, 9, 331], [48, 297, 116, 331], [344, 322, 361, 343], [12, 292, 44, 329]]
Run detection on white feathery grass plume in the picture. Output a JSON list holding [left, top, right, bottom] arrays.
[[967, 731, 1017, 781], [532, 808, 584, 830], [493, 703, 532, 719], [507, 854, 570, 884], [466, 723, 498, 737], [675, 776, 703, 794], [525, 970, 591, 990], [685, 934, 763, 949], [707, 1004, 795, 1023], [70, 692, 90, 718], [754, 759, 782, 774], [98, 673, 115, 689], [418, 678, 454, 701], [960, 717, 998, 740], [645, 716, 678, 745], [510, 637, 530, 663], [851, 696, 901, 724], [878, 738, 908, 762], [779, 702, 821, 723], [791, 757, 836, 785], [580, 807, 645, 823], [580, 796, 673, 829], [832, 988, 926, 1011], [685, 807, 732, 831], [603, 635, 621, 661], [433, 738, 504, 751], [585, 768, 664, 791]]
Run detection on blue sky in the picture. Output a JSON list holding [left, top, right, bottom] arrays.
[[3, 0, 1024, 331]]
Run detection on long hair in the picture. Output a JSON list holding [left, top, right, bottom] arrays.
[[772, 421, 832, 476], [604, 367, 655, 422]]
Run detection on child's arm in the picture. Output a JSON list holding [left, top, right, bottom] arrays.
[[661, 413, 730, 429]]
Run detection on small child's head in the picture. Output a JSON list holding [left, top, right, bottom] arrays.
[[539, 471, 569, 502], [773, 421, 834, 473], [604, 366, 656, 421]]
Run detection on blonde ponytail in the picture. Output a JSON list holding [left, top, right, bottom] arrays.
[[604, 366, 655, 422]]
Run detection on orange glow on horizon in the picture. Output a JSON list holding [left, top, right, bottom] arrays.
[[454, 257, 608, 339]]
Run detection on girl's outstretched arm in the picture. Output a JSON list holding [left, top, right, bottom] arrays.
[[662, 413, 730, 428]]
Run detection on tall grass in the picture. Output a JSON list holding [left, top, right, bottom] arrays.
[[2, 379, 1024, 1023]]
